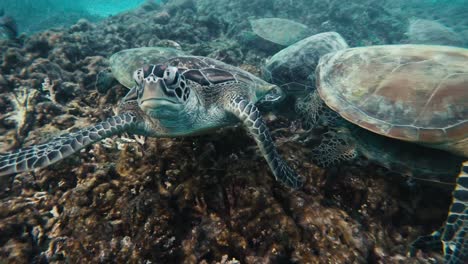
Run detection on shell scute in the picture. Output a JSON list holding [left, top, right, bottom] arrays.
[[200, 68, 236, 84]]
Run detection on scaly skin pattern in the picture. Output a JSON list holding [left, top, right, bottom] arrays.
[[227, 96, 303, 188], [0, 113, 139, 176], [443, 161, 467, 263]]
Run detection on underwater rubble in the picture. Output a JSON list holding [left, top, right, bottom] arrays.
[[0, 0, 463, 263]]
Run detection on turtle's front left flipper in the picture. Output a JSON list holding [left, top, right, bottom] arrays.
[[0, 113, 139, 176], [228, 96, 303, 189], [410, 161, 468, 263], [442, 161, 468, 263]]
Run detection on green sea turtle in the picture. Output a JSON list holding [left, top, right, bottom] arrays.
[[262, 32, 348, 95], [261, 32, 348, 116], [0, 56, 302, 188], [250, 18, 313, 46], [309, 44, 467, 159], [0, 9, 17, 40], [296, 44, 467, 262]]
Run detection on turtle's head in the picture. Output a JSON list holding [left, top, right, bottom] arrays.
[[134, 65, 191, 119]]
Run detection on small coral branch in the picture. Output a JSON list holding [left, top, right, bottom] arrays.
[[101, 135, 146, 150], [41, 77, 58, 103], [6, 87, 39, 145]]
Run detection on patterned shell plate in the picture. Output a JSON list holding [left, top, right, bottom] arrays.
[[163, 56, 275, 99]]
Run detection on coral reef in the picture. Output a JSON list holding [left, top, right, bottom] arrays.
[[0, 0, 459, 263]]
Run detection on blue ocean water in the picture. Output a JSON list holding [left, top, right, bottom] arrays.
[[1, 0, 160, 33]]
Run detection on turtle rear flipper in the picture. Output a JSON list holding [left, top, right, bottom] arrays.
[[228, 96, 303, 189], [410, 161, 467, 263], [311, 130, 357, 167], [0, 113, 138, 176]]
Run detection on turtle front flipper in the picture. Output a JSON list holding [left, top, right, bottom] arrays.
[[0, 113, 139, 177], [228, 96, 303, 189], [442, 161, 467, 263], [409, 230, 443, 259], [410, 161, 467, 263]]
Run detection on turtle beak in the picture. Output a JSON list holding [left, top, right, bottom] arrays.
[[139, 78, 178, 110]]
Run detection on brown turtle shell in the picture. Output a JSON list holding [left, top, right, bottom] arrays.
[[316, 44, 468, 157]]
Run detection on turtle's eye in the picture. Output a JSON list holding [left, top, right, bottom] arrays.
[[163, 66, 179, 85]]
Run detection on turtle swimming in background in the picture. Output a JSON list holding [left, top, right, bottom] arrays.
[[0, 9, 18, 40], [250, 18, 313, 46], [261, 32, 348, 116], [0, 56, 302, 189], [295, 44, 467, 262], [262, 32, 348, 96]]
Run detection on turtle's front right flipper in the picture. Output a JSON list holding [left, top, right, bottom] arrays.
[[0, 113, 138, 176]]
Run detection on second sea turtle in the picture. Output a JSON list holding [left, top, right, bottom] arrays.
[[262, 31, 348, 96], [310, 44, 467, 159], [296, 44, 467, 262]]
